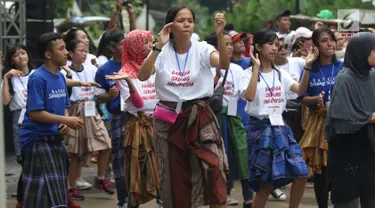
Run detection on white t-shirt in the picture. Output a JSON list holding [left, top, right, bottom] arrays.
[[61, 64, 98, 102], [276, 57, 305, 100], [98, 55, 109, 65], [211, 63, 244, 106], [119, 74, 158, 116], [7, 70, 35, 111], [154, 41, 217, 102], [240, 67, 297, 120]]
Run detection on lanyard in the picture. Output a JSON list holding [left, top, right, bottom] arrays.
[[220, 69, 235, 88], [259, 69, 275, 99], [18, 76, 27, 91], [319, 65, 335, 99], [174, 45, 191, 76]]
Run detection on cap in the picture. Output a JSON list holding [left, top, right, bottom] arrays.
[[284, 31, 296, 51], [294, 27, 313, 40], [229, 30, 247, 43], [317, 9, 333, 19], [276, 10, 291, 20]]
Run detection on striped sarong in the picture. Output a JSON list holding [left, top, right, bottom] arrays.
[[153, 99, 228, 208], [124, 112, 158, 205], [218, 107, 248, 180], [22, 135, 69, 208]]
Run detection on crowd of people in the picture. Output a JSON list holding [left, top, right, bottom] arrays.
[[2, 4, 375, 208]]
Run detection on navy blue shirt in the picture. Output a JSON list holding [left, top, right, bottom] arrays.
[[94, 60, 121, 113], [20, 66, 70, 149], [298, 61, 343, 109]]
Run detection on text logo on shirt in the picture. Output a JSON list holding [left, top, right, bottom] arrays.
[[49, 89, 66, 99]]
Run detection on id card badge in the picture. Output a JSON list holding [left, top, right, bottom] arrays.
[[227, 97, 238, 116], [175, 101, 183, 113], [268, 107, 285, 126], [18, 108, 26, 125], [84, 101, 96, 117]]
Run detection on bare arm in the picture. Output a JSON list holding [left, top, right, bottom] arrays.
[[291, 68, 310, 94], [138, 51, 159, 81], [210, 33, 230, 70], [126, 4, 136, 31], [29, 110, 69, 125], [244, 67, 259, 102], [2, 78, 11, 105]]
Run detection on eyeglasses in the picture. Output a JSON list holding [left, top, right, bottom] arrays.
[[278, 44, 288, 51]]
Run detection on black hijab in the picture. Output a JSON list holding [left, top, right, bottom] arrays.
[[325, 32, 375, 156], [343, 32, 375, 79]]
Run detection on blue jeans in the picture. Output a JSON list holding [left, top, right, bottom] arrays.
[[227, 179, 254, 201]]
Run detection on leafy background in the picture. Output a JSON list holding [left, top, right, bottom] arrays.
[[55, 0, 375, 39]]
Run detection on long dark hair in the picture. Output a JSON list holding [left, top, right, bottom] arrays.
[[252, 29, 281, 81], [3, 43, 34, 77], [165, 6, 195, 48], [311, 28, 339, 72]]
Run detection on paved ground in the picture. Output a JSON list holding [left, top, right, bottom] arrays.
[[5, 154, 331, 208]]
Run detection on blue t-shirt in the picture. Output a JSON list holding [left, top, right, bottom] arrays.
[[231, 57, 251, 70], [94, 60, 121, 113], [298, 61, 343, 109], [20, 66, 70, 149]]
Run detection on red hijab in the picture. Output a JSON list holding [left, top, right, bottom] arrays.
[[121, 30, 153, 78]]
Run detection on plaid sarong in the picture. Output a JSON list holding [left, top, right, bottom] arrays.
[[22, 135, 69, 208], [246, 116, 308, 192]]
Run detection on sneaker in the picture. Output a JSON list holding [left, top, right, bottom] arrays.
[[69, 188, 85, 201], [95, 177, 115, 195], [226, 195, 239, 205], [118, 203, 128, 208], [270, 189, 287, 201], [76, 177, 92, 190], [67, 195, 81, 208], [243, 202, 252, 208], [156, 198, 163, 207]]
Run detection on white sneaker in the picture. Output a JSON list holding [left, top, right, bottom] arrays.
[[226, 195, 239, 205], [76, 177, 92, 190], [270, 189, 287, 201], [118, 204, 127, 208]]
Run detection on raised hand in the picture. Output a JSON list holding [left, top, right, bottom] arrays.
[[157, 23, 173, 48], [305, 46, 319, 67], [214, 13, 226, 36], [249, 46, 260, 70], [105, 72, 129, 80], [80, 81, 101, 88]]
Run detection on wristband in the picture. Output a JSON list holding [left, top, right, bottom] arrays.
[[304, 67, 311, 71], [153, 44, 162, 52]]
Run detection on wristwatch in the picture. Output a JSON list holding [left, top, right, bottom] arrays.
[[153, 44, 162, 52]]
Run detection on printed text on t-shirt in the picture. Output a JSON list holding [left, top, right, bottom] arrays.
[[264, 86, 284, 104], [167, 70, 194, 87]]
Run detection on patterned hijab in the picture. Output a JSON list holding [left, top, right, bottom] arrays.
[[121, 30, 153, 78]]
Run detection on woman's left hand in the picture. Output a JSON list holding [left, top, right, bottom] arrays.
[[305, 46, 319, 67], [214, 13, 226, 36]]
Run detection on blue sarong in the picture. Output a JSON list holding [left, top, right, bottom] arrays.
[[246, 116, 308, 192]]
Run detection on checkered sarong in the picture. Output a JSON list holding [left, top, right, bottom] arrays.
[[22, 135, 69, 208]]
